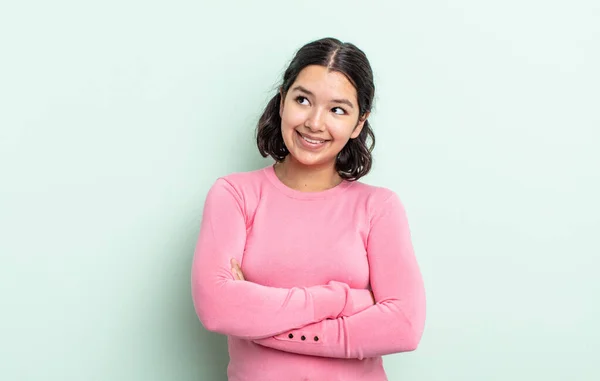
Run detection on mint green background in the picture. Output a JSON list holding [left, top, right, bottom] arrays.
[[1, 1, 598, 380]]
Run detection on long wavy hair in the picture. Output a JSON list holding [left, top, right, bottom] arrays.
[[256, 37, 376, 181]]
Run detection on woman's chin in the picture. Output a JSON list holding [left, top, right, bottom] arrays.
[[286, 151, 336, 169]]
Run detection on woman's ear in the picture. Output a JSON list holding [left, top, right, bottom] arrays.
[[279, 88, 285, 118], [350, 111, 370, 139]]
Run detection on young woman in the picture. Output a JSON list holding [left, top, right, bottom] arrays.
[[191, 37, 426, 381]]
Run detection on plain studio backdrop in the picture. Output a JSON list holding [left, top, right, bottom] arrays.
[[1, 1, 598, 380]]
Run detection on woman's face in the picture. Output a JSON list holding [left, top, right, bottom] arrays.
[[279, 65, 369, 169]]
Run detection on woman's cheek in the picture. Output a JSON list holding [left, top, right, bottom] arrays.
[[283, 107, 305, 127], [328, 123, 351, 141]]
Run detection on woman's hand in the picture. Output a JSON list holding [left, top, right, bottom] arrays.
[[230, 258, 245, 281]]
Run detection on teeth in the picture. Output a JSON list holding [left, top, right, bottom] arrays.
[[302, 135, 325, 144]]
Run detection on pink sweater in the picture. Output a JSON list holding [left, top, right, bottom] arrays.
[[191, 165, 426, 381]]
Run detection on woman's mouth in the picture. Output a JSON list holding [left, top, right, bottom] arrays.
[[295, 131, 329, 150]]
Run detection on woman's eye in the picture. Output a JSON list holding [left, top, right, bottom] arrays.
[[295, 96, 309, 105], [332, 107, 346, 115]]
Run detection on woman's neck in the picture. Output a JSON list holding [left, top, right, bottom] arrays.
[[274, 158, 343, 192]]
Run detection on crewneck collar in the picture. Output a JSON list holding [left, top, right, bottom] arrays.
[[262, 164, 353, 200]]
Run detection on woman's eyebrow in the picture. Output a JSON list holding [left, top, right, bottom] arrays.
[[291, 85, 354, 109]]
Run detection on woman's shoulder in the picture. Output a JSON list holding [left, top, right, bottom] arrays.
[[208, 166, 270, 200], [218, 166, 267, 186], [348, 180, 398, 201], [347, 180, 404, 216]]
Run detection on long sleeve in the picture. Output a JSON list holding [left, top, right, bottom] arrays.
[[191, 178, 372, 340], [253, 191, 426, 359]]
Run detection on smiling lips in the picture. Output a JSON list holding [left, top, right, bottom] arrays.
[[296, 131, 329, 147]]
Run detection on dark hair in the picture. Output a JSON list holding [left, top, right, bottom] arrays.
[[256, 37, 376, 181]]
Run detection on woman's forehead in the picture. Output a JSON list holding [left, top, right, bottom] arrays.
[[291, 65, 357, 104]]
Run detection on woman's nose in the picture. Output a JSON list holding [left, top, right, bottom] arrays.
[[305, 108, 326, 131]]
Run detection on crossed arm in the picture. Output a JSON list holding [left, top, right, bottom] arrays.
[[191, 179, 426, 358], [191, 179, 377, 340]]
